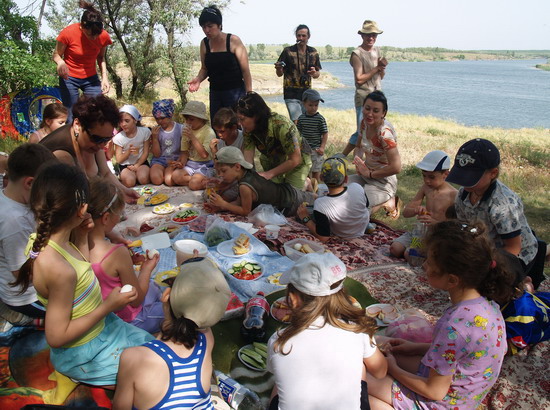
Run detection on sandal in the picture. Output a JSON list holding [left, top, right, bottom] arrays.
[[385, 196, 402, 220]]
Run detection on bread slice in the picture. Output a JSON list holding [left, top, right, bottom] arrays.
[[232, 245, 249, 255], [234, 233, 250, 248]]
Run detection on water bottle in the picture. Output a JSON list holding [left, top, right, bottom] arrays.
[[240, 292, 269, 342], [408, 222, 427, 267], [215, 370, 263, 410]]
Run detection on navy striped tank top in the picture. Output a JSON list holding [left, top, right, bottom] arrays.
[[142, 333, 214, 409]]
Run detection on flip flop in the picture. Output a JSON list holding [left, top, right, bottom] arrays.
[[385, 196, 402, 220]]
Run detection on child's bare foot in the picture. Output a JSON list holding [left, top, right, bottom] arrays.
[[523, 276, 535, 293]]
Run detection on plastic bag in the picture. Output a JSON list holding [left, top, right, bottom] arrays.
[[385, 308, 434, 343], [248, 204, 287, 227], [204, 216, 232, 247]]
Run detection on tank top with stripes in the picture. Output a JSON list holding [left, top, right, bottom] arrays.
[[142, 333, 214, 410]]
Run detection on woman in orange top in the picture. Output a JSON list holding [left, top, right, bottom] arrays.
[[53, 1, 112, 122]]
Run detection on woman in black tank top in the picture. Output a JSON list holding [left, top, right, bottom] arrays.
[[188, 6, 252, 122]]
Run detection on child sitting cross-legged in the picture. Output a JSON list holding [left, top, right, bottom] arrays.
[[113, 257, 231, 409], [88, 177, 164, 334], [207, 146, 315, 217], [172, 101, 216, 190], [367, 221, 513, 409], [390, 150, 457, 261], [296, 156, 370, 242]]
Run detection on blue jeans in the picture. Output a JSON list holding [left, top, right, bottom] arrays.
[[209, 86, 246, 123], [349, 105, 363, 145], [284, 98, 305, 122], [59, 74, 102, 122]]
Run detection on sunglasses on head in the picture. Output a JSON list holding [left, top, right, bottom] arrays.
[[85, 128, 112, 145]]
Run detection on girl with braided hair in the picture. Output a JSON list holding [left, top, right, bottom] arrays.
[[13, 163, 153, 401], [367, 220, 515, 410]]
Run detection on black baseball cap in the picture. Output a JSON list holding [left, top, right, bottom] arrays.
[[446, 138, 500, 187]]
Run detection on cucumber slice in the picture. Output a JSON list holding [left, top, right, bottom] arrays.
[[228, 268, 234, 274], [245, 264, 253, 270]]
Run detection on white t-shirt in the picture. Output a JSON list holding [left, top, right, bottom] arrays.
[[267, 317, 377, 410], [217, 130, 244, 150], [0, 191, 38, 306], [113, 127, 151, 165], [313, 183, 370, 238]]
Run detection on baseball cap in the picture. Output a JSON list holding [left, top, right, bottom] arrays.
[[321, 156, 347, 187], [302, 89, 324, 103], [416, 150, 451, 172], [119, 104, 142, 122], [279, 253, 347, 297], [215, 146, 253, 169], [181, 101, 209, 121], [446, 138, 500, 187], [169, 258, 231, 329]]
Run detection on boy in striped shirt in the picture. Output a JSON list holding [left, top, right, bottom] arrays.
[[297, 89, 329, 184]]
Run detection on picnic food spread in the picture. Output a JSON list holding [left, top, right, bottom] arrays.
[[153, 203, 175, 214], [228, 260, 262, 280], [172, 208, 200, 223], [145, 193, 168, 206], [232, 233, 250, 255]]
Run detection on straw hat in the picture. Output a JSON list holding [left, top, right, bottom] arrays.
[[358, 20, 383, 35]]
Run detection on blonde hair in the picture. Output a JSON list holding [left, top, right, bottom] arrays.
[[273, 283, 377, 354], [88, 177, 125, 219]]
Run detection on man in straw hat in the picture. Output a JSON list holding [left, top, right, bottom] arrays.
[[341, 20, 388, 157]]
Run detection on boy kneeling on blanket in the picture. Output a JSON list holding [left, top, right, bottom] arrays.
[[208, 146, 315, 217]]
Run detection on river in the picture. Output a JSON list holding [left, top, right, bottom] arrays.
[[265, 59, 550, 129]]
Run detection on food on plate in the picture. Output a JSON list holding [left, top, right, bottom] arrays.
[[146, 193, 168, 206], [232, 233, 250, 255], [120, 284, 133, 293], [267, 272, 284, 285], [157, 225, 180, 236], [239, 342, 268, 370], [223, 292, 245, 321], [172, 208, 200, 223], [140, 222, 154, 233], [228, 260, 262, 280], [128, 239, 143, 248], [366, 304, 399, 324], [153, 203, 175, 214], [179, 202, 193, 208], [292, 242, 315, 254], [204, 225, 231, 246], [142, 186, 155, 195], [146, 249, 159, 259], [130, 249, 145, 266], [272, 297, 292, 322]]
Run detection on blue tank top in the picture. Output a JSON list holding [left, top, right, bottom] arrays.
[[142, 334, 214, 410]]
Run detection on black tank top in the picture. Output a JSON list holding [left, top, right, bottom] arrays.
[[204, 33, 244, 91], [239, 170, 296, 211]]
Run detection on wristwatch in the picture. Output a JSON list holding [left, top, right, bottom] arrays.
[[301, 216, 311, 224]]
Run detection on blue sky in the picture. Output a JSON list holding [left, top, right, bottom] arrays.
[[16, 0, 550, 50]]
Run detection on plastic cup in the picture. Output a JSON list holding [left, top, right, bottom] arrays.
[[265, 225, 280, 240], [173, 239, 208, 266]]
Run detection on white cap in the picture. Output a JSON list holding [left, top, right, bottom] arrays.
[[120, 104, 142, 121], [279, 253, 346, 297], [416, 150, 451, 172]]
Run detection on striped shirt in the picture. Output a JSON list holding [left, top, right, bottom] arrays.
[[297, 112, 328, 149], [143, 334, 214, 409]]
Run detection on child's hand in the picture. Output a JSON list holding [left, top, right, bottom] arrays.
[[417, 213, 436, 225], [151, 126, 160, 139], [415, 205, 428, 216], [105, 286, 137, 312], [168, 160, 183, 169], [129, 144, 139, 155], [77, 211, 94, 233], [387, 338, 420, 355], [296, 204, 309, 219], [210, 138, 219, 153], [141, 252, 160, 275], [208, 192, 226, 209]]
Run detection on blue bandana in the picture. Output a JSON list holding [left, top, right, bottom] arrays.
[[152, 99, 175, 118]]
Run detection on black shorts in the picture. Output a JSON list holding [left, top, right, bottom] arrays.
[[119, 160, 150, 172]]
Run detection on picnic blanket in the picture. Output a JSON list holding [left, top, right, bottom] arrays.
[[1, 185, 547, 408]]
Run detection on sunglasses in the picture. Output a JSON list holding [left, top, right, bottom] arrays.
[[85, 128, 113, 145]]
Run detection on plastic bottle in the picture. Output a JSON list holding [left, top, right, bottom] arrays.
[[408, 222, 427, 267], [240, 292, 269, 342], [215, 370, 263, 410]]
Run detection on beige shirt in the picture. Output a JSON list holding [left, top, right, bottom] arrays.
[[351, 46, 382, 107]]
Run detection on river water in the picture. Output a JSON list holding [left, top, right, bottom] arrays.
[[265, 59, 550, 129]]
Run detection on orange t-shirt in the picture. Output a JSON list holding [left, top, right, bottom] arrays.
[[57, 23, 113, 79]]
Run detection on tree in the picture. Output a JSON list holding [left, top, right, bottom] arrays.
[[0, 1, 56, 95], [256, 43, 266, 60], [44, 0, 224, 103], [325, 44, 333, 59]]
